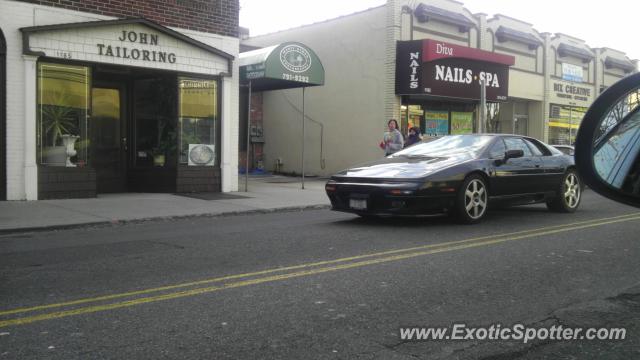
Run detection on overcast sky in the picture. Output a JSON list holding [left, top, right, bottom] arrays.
[[239, 0, 639, 60]]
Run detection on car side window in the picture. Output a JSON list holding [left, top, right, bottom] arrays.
[[523, 139, 543, 156], [525, 138, 552, 156], [489, 138, 506, 159], [504, 137, 533, 157]]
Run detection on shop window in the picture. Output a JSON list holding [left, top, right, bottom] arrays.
[[178, 78, 218, 165], [486, 103, 501, 133], [37, 63, 90, 166], [451, 112, 474, 135], [424, 110, 449, 137], [548, 104, 587, 145]]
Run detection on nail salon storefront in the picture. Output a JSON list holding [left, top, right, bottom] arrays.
[[396, 39, 515, 136], [15, 19, 234, 199]]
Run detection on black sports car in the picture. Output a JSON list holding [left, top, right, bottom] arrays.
[[325, 134, 582, 223]]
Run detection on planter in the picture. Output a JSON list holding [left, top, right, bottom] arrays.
[[153, 154, 166, 167], [43, 146, 67, 166], [61, 135, 79, 167]]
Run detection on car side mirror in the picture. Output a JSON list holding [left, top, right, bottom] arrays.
[[505, 149, 524, 161], [575, 72, 640, 208]]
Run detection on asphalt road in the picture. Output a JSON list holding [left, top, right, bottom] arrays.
[[1, 190, 639, 359]]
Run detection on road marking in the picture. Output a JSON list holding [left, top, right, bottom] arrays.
[[1, 212, 639, 328], [3, 212, 637, 317]]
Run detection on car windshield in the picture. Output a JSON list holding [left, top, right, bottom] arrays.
[[392, 135, 493, 157]]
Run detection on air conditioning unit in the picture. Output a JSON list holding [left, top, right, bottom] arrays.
[[188, 144, 215, 166]]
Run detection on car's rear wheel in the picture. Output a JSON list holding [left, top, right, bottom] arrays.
[[455, 174, 489, 224], [546, 169, 582, 213]]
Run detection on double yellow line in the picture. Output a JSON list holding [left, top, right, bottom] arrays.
[[2, 212, 639, 328]]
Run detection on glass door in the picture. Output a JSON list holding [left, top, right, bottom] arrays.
[[514, 115, 528, 136], [91, 86, 127, 193]]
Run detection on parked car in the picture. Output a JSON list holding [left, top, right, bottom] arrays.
[[325, 134, 582, 223], [552, 144, 575, 156]]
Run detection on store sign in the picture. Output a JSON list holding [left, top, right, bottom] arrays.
[[25, 22, 231, 76], [240, 42, 324, 86], [396, 40, 514, 102], [551, 80, 594, 105], [96, 31, 177, 64], [561, 63, 584, 82], [425, 58, 509, 101], [279, 44, 312, 73], [396, 41, 423, 94]]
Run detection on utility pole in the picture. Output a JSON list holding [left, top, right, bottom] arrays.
[[479, 78, 487, 133]]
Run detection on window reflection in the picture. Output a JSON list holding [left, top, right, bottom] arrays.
[[393, 135, 493, 157], [178, 78, 217, 164], [37, 63, 89, 166], [594, 109, 640, 191]]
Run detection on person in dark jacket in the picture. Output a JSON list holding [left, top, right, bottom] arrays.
[[405, 127, 422, 147]]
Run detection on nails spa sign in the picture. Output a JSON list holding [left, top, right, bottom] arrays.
[[396, 40, 515, 101]]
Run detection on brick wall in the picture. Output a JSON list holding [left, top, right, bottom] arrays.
[[14, 0, 239, 37], [38, 166, 96, 199]]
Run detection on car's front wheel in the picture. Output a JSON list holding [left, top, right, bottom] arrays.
[[546, 169, 582, 213], [455, 174, 489, 224]]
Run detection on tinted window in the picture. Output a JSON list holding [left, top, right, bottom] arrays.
[[523, 139, 543, 156], [504, 137, 533, 157], [489, 138, 506, 159], [525, 138, 552, 156], [556, 147, 574, 156]]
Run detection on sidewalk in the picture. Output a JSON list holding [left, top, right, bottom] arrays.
[[0, 175, 330, 233]]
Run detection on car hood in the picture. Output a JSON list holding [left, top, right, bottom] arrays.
[[334, 152, 474, 179]]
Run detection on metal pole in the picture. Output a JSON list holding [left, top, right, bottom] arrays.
[[569, 104, 573, 145], [479, 78, 486, 134], [245, 81, 251, 192], [301, 87, 306, 190]]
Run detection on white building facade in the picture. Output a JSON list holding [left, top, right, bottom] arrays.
[[1, 0, 240, 200]]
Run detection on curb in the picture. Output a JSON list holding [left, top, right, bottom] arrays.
[[0, 204, 331, 235]]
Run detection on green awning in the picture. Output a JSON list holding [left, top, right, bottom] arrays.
[[240, 42, 324, 91]]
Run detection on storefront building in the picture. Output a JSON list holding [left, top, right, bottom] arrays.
[[395, 39, 515, 137], [240, 0, 637, 176], [1, 0, 240, 200]]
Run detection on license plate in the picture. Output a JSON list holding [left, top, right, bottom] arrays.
[[349, 199, 367, 210]]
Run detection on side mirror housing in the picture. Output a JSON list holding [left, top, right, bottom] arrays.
[[505, 149, 524, 161], [575, 72, 640, 208]]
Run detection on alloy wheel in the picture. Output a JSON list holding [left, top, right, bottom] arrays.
[[464, 179, 487, 219], [564, 173, 581, 208]]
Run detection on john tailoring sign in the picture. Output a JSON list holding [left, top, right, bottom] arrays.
[[21, 19, 233, 76], [396, 40, 515, 101]]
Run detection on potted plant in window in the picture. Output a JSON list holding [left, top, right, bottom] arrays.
[[41, 104, 77, 166], [151, 129, 177, 167]]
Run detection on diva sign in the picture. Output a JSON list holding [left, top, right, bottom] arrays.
[[396, 40, 515, 102]]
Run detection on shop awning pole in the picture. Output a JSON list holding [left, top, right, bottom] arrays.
[[479, 78, 486, 134], [245, 81, 252, 192], [301, 87, 306, 190]]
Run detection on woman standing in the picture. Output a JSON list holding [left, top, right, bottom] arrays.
[[381, 119, 404, 156]]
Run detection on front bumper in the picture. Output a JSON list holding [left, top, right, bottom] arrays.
[[325, 180, 456, 216]]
